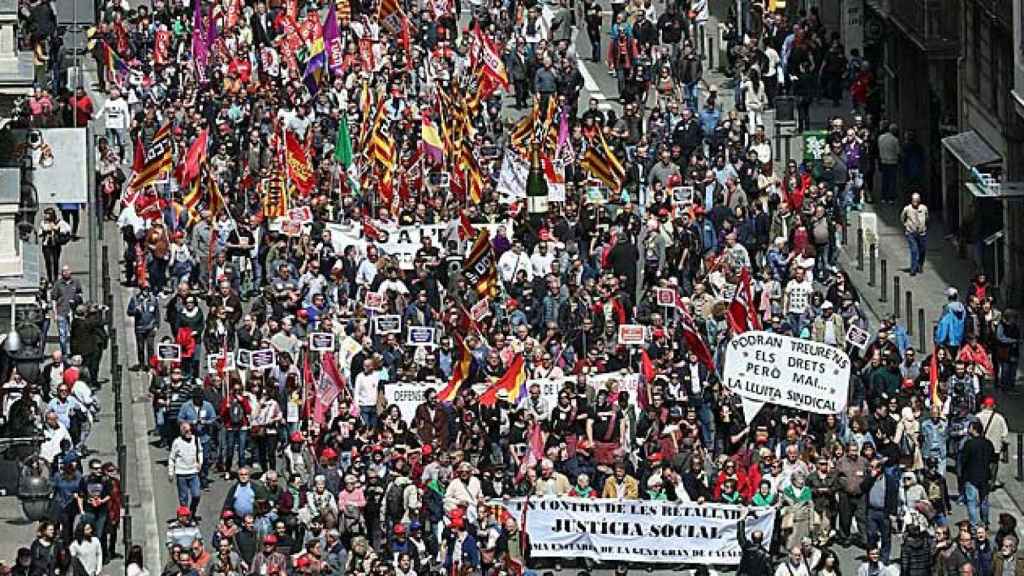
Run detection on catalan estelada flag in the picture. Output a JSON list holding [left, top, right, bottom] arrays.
[[580, 132, 625, 192]]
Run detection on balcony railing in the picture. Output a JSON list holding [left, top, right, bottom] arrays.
[[889, 0, 961, 54]]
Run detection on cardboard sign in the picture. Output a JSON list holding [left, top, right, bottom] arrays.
[[364, 291, 385, 311], [281, 219, 303, 237], [656, 288, 676, 307], [236, 348, 251, 369], [428, 172, 450, 188], [471, 298, 491, 321], [374, 315, 402, 334], [249, 348, 277, 370], [723, 331, 851, 420], [288, 206, 313, 223], [406, 326, 437, 346], [617, 324, 646, 346], [672, 186, 694, 205], [206, 352, 236, 373], [157, 343, 181, 362], [846, 324, 870, 351], [309, 332, 336, 351]]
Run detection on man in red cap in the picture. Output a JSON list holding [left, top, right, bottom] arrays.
[[250, 534, 288, 576], [166, 505, 202, 550], [441, 513, 480, 574]]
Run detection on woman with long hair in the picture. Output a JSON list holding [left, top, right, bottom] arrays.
[[39, 207, 71, 284], [69, 523, 103, 576], [125, 544, 150, 576]]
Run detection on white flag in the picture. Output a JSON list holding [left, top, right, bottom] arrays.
[[496, 151, 529, 204]]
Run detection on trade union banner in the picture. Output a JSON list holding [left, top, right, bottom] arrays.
[[499, 498, 776, 564]]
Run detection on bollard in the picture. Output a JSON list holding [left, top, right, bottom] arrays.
[[122, 494, 132, 574], [118, 445, 127, 484], [893, 276, 901, 317], [918, 309, 927, 353], [857, 229, 864, 271], [869, 245, 877, 286], [880, 259, 887, 301], [1017, 432, 1023, 482], [842, 221, 849, 246], [906, 292, 913, 334]]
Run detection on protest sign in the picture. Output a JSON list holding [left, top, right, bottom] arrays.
[[723, 331, 851, 420], [364, 291, 385, 311], [617, 324, 646, 346], [309, 332, 336, 351], [383, 382, 432, 421], [206, 352, 236, 373], [406, 326, 437, 346], [157, 343, 181, 362], [374, 315, 402, 334], [249, 348, 277, 370], [471, 298, 490, 321], [656, 288, 675, 307], [288, 206, 313, 223], [846, 324, 870, 351], [236, 348, 251, 369], [281, 219, 303, 237], [326, 221, 513, 269], [498, 497, 775, 564]]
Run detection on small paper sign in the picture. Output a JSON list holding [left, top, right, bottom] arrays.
[[846, 324, 871, 351], [236, 348, 251, 369], [249, 348, 277, 370], [309, 332, 336, 351], [281, 219, 303, 237], [656, 288, 676, 307], [157, 343, 181, 362], [365, 291, 385, 311], [374, 315, 402, 334], [406, 326, 437, 346], [617, 324, 646, 346], [471, 298, 490, 321], [288, 206, 313, 223], [207, 352, 236, 373]]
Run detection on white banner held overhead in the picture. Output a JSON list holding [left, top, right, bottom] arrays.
[[723, 331, 851, 420], [499, 497, 775, 564], [325, 221, 513, 269]]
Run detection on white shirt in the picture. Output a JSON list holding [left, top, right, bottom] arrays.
[[784, 278, 814, 315], [41, 423, 71, 464], [354, 370, 380, 407], [530, 251, 555, 278], [498, 250, 532, 283], [101, 97, 130, 130]]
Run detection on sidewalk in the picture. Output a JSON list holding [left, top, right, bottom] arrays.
[[0, 205, 128, 575]]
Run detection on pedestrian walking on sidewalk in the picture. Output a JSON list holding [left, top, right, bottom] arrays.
[[878, 124, 901, 204], [901, 193, 929, 276]]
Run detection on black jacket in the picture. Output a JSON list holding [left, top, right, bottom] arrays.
[[736, 519, 772, 576], [961, 436, 995, 490], [859, 469, 899, 514], [900, 532, 935, 576]]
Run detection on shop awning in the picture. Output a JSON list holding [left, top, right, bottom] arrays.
[[966, 181, 1024, 200], [942, 131, 1002, 168]]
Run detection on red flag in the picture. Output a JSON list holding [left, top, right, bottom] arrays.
[[285, 130, 316, 196], [929, 349, 940, 407], [362, 219, 382, 240], [457, 213, 475, 241], [175, 129, 208, 187], [317, 352, 347, 425], [131, 137, 145, 173], [437, 334, 472, 401], [638, 350, 654, 410], [675, 295, 716, 371], [176, 327, 196, 358], [727, 268, 762, 334]]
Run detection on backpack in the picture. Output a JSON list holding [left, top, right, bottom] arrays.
[[229, 399, 245, 426], [385, 481, 406, 522], [338, 505, 366, 536]]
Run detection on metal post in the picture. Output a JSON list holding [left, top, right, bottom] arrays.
[[880, 259, 887, 300], [893, 276, 901, 317], [122, 494, 132, 575], [857, 228, 864, 271], [1017, 432, 1023, 482], [842, 220, 849, 246], [918, 309, 927, 353], [906, 291, 913, 334], [869, 245, 876, 286]]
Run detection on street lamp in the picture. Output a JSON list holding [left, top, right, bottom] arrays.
[[3, 288, 20, 353]]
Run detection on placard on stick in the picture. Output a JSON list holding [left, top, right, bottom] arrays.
[[309, 332, 337, 351], [406, 326, 437, 346], [374, 315, 402, 334], [249, 348, 277, 370], [364, 291, 385, 311], [157, 343, 181, 362], [617, 324, 646, 346]]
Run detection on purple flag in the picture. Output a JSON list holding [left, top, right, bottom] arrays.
[[324, 0, 343, 75], [191, 0, 208, 74]]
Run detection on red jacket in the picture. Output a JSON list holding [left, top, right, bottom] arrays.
[[219, 394, 253, 429]]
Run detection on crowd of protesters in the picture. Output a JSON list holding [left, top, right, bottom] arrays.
[[3, 0, 1024, 575]]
